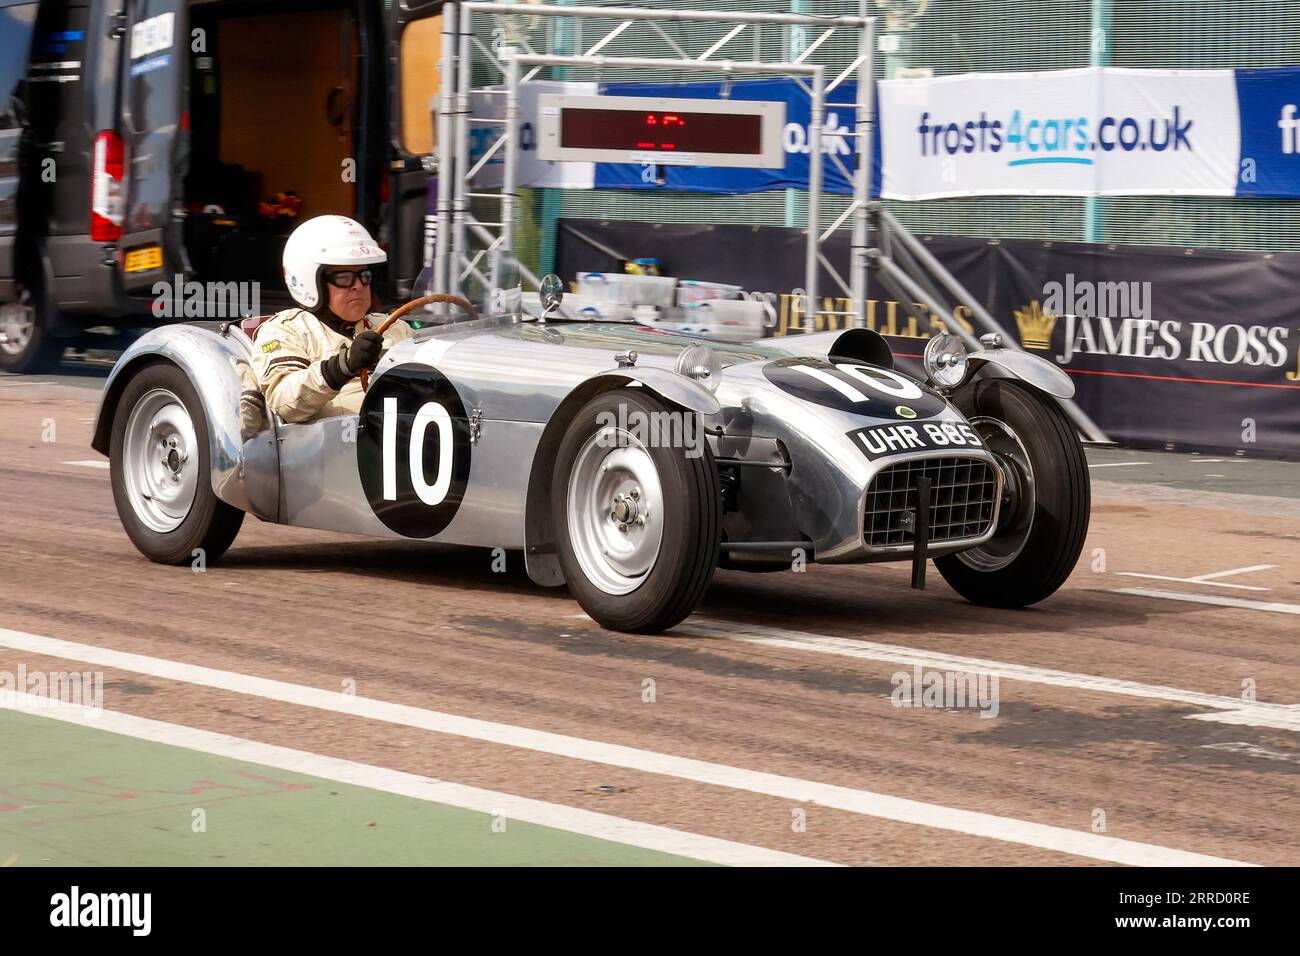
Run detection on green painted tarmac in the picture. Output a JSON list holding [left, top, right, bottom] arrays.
[[0, 709, 708, 867]]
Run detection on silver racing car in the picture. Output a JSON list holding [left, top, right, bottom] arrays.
[[92, 278, 1090, 633]]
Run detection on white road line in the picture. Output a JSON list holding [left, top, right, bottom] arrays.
[[682, 619, 1298, 723], [1189, 709, 1300, 732], [1113, 587, 1300, 617], [0, 694, 828, 867], [587, 611, 1296, 730], [1201, 741, 1300, 765], [0, 627, 1255, 866], [1192, 565, 1277, 583], [1112, 573, 1269, 592], [1114, 564, 1276, 592], [0, 381, 55, 388], [1087, 462, 1150, 468], [61, 460, 109, 470]]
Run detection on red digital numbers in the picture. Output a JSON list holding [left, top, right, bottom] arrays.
[[562, 107, 761, 156]]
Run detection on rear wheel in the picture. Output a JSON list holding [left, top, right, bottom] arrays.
[[0, 290, 64, 374], [553, 389, 719, 633], [935, 379, 1089, 608], [110, 363, 244, 565]]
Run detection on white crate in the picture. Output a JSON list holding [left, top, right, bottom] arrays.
[[677, 279, 744, 306], [577, 272, 677, 307]]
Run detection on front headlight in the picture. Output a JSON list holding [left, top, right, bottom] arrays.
[[675, 343, 722, 394], [924, 332, 968, 389]]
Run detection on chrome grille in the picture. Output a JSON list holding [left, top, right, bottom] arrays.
[[863, 457, 999, 550]]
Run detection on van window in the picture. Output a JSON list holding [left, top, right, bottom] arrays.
[[400, 14, 442, 155], [123, 5, 181, 136], [0, 2, 38, 129]]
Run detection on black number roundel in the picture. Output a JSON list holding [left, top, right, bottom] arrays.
[[357, 363, 472, 538]]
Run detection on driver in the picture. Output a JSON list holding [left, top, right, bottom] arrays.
[[252, 215, 413, 423]]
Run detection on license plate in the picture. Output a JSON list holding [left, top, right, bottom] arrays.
[[124, 246, 163, 272], [849, 420, 984, 460]]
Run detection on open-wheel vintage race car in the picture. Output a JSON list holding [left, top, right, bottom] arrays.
[[91, 277, 1090, 633]]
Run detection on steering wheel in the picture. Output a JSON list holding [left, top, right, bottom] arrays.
[[360, 294, 479, 391]]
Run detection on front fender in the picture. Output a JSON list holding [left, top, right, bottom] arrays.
[[968, 347, 1075, 399], [587, 367, 722, 416], [91, 324, 278, 518], [520, 365, 721, 588]]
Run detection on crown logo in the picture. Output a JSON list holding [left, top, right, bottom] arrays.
[[1014, 300, 1057, 350]]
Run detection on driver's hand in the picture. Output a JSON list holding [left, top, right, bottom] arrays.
[[345, 330, 384, 373], [322, 330, 384, 389]]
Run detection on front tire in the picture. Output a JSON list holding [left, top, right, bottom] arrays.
[[553, 389, 719, 633], [935, 379, 1090, 608], [110, 363, 244, 565]]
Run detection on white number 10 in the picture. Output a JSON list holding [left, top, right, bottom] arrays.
[[382, 397, 453, 505]]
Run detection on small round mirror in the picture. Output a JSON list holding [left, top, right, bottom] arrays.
[[540, 274, 564, 315]]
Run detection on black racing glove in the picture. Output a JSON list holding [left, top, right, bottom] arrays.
[[321, 329, 384, 390]]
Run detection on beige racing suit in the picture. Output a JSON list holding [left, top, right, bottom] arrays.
[[251, 308, 414, 423]]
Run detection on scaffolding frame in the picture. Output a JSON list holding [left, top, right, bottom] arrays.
[[430, 1, 1107, 441], [436, 1, 877, 332]]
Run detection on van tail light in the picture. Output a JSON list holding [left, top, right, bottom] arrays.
[[90, 130, 126, 242]]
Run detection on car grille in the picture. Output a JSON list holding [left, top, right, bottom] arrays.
[[863, 457, 999, 550]]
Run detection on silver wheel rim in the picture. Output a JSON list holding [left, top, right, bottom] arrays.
[[0, 305, 34, 357], [956, 416, 1035, 572], [122, 388, 199, 533], [566, 427, 665, 596]]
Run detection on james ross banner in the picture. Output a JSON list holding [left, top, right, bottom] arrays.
[[557, 219, 1300, 459]]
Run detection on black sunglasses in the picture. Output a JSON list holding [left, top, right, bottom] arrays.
[[324, 268, 374, 289]]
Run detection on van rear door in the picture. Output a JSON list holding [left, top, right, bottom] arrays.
[[116, 0, 187, 293], [0, 0, 40, 296], [387, 1, 446, 297]]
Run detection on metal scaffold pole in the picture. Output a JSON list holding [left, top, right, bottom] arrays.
[[850, 8, 875, 329], [432, 3, 457, 304], [803, 65, 825, 335]]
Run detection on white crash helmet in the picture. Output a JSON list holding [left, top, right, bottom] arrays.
[[282, 215, 387, 312]]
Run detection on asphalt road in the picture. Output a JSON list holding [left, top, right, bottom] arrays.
[[2, 367, 1298, 866]]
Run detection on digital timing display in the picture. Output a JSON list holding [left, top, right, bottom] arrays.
[[559, 108, 765, 156]]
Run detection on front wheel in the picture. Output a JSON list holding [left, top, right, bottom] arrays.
[[935, 379, 1090, 608], [553, 389, 719, 633], [110, 363, 244, 565]]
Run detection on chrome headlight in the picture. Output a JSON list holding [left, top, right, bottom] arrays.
[[924, 332, 968, 389], [675, 343, 722, 394]]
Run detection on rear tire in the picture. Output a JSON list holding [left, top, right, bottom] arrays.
[[110, 363, 244, 565], [0, 289, 64, 374], [553, 389, 719, 633], [935, 379, 1089, 608]]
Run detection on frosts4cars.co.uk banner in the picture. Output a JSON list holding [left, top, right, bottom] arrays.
[[877, 67, 1241, 199], [470, 67, 1300, 198], [878, 66, 1300, 199]]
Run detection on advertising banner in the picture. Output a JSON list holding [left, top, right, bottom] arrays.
[[1234, 66, 1300, 198], [472, 67, 1300, 199], [556, 218, 1300, 459], [877, 68, 1241, 199]]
